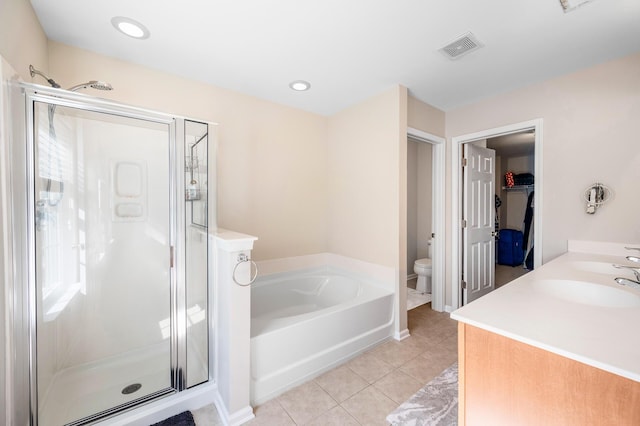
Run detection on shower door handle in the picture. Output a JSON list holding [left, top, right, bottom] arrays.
[[170, 246, 174, 268]]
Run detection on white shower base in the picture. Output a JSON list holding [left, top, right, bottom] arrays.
[[39, 342, 207, 426]]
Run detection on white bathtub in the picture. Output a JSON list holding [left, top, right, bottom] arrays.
[[250, 267, 394, 404]]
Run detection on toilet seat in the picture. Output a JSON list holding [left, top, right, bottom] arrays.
[[414, 258, 432, 269]]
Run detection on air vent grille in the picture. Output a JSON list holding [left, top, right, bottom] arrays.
[[439, 32, 483, 60]]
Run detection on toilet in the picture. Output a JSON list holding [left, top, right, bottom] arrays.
[[414, 239, 433, 294]]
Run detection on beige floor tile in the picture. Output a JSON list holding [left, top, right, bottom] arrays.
[[247, 301, 459, 426], [398, 333, 432, 354], [315, 365, 369, 403], [368, 340, 422, 368], [496, 264, 530, 287], [306, 405, 360, 426], [342, 386, 398, 426], [373, 369, 424, 404], [409, 303, 447, 320], [399, 354, 454, 384], [277, 380, 337, 424], [439, 334, 458, 353], [420, 341, 458, 367], [408, 320, 453, 343], [346, 352, 395, 384], [246, 399, 295, 426]]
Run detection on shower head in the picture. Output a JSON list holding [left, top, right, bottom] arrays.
[[68, 81, 114, 92], [29, 65, 61, 88], [29, 65, 113, 92]]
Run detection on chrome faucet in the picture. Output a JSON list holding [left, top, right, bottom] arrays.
[[625, 247, 640, 264], [613, 264, 640, 281], [614, 277, 640, 290]]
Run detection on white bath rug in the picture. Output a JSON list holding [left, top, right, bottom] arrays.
[[386, 362, 458, 425], [407, 288, 432, 310]]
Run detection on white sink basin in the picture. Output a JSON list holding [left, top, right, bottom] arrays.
[[569, 261, 631, 276], [532, 279, 640, 308]]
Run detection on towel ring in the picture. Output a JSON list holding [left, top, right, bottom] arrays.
[[233, 253, 258, 286]]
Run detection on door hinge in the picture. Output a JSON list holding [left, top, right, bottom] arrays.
[[461, 280, 467, 289], [462, 157, 468, 167], [461, 219, 467, 228]]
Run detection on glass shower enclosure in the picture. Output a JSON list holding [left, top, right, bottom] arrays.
[[8, 83, 212, 425]]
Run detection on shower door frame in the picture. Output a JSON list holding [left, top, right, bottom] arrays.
[[14, 83, 197, 425]]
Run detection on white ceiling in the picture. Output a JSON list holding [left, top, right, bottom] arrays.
[[30, 0, 640, 116]]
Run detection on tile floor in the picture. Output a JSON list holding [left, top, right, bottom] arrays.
[[192, 303, 458, 425], [495, 263, 530, 288]]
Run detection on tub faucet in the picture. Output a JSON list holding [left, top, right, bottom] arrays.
[[614, 277, 640, 291], [613, 265, 640, 281]]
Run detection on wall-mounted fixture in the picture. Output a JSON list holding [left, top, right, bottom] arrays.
[[584, 182, 612, 214]]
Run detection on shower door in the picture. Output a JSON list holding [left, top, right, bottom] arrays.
[[30, 97, 176, 425]]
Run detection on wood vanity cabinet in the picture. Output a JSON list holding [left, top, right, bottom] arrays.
[[457, 323, 640, 426]]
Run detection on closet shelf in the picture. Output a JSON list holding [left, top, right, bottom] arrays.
[[502, 184, 534, 191]]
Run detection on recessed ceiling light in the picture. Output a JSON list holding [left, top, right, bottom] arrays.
[[289, 80, 311, 91], [111, 16, 150, 39]]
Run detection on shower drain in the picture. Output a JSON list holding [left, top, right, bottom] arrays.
[[121, 383, 142, 395]]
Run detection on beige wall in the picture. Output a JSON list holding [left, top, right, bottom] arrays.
[[408, 95, 445, 136], [446, 52, 640, 307], [407, 141, 418, 271], [416, 142, 433, 260], [327, 86, 405, 267], [48, 42, 329, 260], [327, 85, 408, 334], [407, 140, 433, 272], [0, 0, 48, 80]]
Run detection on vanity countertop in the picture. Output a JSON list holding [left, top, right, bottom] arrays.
[[451, 244, 640, 382]]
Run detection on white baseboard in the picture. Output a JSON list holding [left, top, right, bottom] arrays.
[[227, 406, 255, 426], [394, 328, 410, 341], [212, 391, 255, 426]]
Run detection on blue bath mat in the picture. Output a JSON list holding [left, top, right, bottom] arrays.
[[151, 411, 196, 426]]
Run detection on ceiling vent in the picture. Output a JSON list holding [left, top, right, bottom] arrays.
[[439, 32, 483, 60]]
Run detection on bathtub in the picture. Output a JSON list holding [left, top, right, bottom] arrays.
[[250, 267, 394, 404]]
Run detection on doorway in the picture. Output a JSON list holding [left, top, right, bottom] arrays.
[[406, 128, 445, 313], [488, 132, 536, 288], [451, 119, 543, 309]]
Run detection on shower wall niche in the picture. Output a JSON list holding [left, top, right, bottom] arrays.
[[5, 83, 215, 426]]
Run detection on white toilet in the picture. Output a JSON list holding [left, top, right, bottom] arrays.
[[414, 239, 433, 294]]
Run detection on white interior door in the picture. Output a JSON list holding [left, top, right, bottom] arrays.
[[463, 143, 496, 304]]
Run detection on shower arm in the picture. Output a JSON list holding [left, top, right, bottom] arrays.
[[29, 65, 61, 88], [29, 64, 113, 92]]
